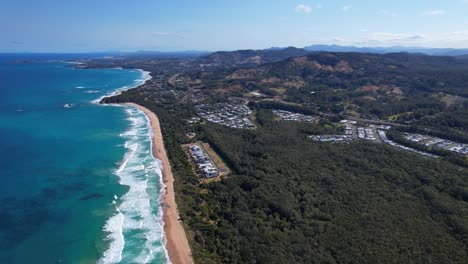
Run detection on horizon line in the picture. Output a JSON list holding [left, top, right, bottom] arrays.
[[2, 44, 468, 54]]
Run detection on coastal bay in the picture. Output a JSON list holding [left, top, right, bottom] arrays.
[[0, 56, 174, 263], [0, 57, 159, 263]]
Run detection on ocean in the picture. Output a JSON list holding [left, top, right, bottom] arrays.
[[0, 54, 168, 264]]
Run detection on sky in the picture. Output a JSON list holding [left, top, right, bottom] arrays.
[[2, 0, 468, 52]]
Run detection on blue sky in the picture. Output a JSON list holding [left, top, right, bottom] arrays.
[[2, 0, 468, 52]]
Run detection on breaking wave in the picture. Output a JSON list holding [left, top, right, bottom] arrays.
[[99, 106, 169, 263], [91, 70, 151, 104]]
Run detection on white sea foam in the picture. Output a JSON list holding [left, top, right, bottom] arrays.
[[120, 129, 138, 137], [67, 61, 85, 65], [91, 69, 152, 105], [100, 211, 125, 263], [142, 108, 172, 264], [75, 86, 86, 89], [116, 143, 137, 173], [99, 106, 169, 264], [84, 90, 100, 94]]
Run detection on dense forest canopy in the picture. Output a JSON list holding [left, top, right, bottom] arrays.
[[96, 48, 468, 263], [103, 84, 468, 263]]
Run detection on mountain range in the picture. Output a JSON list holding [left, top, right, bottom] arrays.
[[190, 45, 468, 68], [303, 44, 468, 56]]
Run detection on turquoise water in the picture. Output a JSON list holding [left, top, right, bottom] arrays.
[[0, 55, 168, 263]]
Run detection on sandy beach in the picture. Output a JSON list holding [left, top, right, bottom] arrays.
[[125, 103, 193, 264]]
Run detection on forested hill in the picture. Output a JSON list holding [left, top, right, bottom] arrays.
[[103, 86, 468, 263], [192, 47, 310, 67], [193, 45, 468, 69], [203, 51, 468, 97], [97, 50, 468, 263], [188, 51, 468, 132], [232, 52, 468, 96]]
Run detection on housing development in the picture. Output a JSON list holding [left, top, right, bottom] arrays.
[[309, 135, 354, 142], [186, 144, 219, 178], [378, 130, 439, 158], [404, 133, 468, 155], [309, 121, 439, 158], [357, 127, 377, 141], [272, 110, 317, 123], [195, 103, 254, 129]]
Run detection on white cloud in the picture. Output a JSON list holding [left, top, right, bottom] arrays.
[[378, 10, 398, 17], [332, 37, 345, 42], [152, 31, 184, 38], [311, 31, 468, 48], [295, 4, 312, 13], [450, 30, 468, 36], [316, 3, 323, 9], [154, 31, 170, 36], [341, 5, 351, 12], [443, 30, 468, 41], [421, 10, 446, 16], [371, 32, 425, 42], [426, 31, 468, 48]]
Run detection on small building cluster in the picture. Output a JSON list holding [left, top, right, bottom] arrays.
[[403, 133, 468, 155], [247, 91, 267, 97], [308, 135, 353, 142], [377, 125, 392, 130], [357, 127, 377, 141], [339, 119, 358, 125], [344, 125, 354, 135], [377, 130, 390, 142], [188, 145, 219, 178], [272, 110, 317, 123], [186, 117, 201, 124], [378, 130, 438, 158], [196, 103, 254, 129]]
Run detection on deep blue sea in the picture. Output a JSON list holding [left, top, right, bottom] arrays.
[[0, 54, 168, 263]]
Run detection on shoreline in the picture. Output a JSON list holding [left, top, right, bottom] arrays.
[[92, 68, 151, 104], [125, 102, 193, 264]]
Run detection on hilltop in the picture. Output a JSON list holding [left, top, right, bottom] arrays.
[[95, 49, 468, 263], [190, 47, 310, 67]]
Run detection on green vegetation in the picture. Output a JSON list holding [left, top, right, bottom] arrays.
[[104, 88, 468, 263], [98, 49, 468, 263], [191, 52, 468, 132], [386, 129, 468, 168]]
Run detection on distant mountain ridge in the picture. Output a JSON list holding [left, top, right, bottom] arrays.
[[190, 45, 468, 68], [303, 44, 468, 56], [126, 50, 211, 58], [192, 47, 310, 67], [216, 51, 468, 98]]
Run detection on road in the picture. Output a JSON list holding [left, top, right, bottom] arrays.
[[343, 115, 407, 127], [167, 73, 180, 87]]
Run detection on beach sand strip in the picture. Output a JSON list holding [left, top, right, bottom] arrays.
[[126, 103, 193, 264]]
